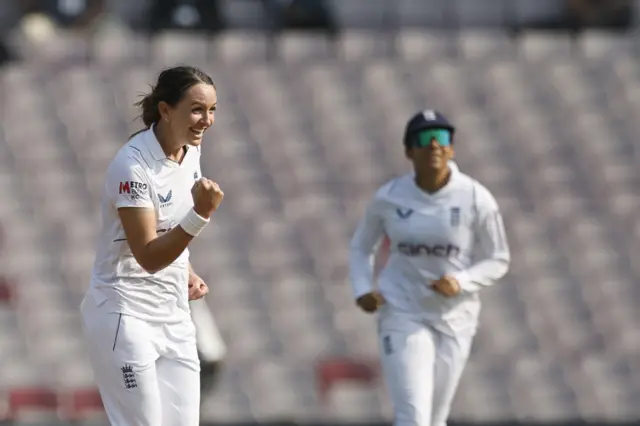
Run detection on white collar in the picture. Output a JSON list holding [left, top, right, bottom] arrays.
[[143, 124, 167, 161]]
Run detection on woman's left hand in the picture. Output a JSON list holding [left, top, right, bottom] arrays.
[[431, 275, 461, 297], [188, 274, 209, 301]]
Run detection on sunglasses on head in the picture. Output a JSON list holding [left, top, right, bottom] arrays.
[[412, 129, 452, 148]]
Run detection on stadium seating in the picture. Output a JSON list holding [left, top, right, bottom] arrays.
[[0, 28, 639, 423]]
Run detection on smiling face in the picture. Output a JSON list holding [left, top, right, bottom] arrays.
[[159, 83, 217, 147]]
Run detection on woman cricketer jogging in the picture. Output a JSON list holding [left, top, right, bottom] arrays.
[[349, 109, 511, 426]]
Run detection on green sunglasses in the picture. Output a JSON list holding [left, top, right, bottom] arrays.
[[413, 129, 452, 147]]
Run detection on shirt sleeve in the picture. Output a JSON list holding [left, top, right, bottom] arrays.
[[348, 198, 386, 300], [106, 155, 154, 209], [450, 184, 511, 294]]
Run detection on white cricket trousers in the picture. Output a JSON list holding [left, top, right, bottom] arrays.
[[80, 295, 200, 426], [377, 307, 473, 426]]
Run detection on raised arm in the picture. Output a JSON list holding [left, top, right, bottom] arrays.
[[110, 158, 222, 274]]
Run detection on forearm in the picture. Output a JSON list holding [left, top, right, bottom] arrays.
[[451, 257, 509, 294], [456, 197, 510, 293], [348, 197, 385, 299], [139, 227, 194, 274], [349, 248, 375, 299]]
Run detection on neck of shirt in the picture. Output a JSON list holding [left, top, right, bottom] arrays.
[[146, 125, 188, 167], [414, 166, 453, 196]]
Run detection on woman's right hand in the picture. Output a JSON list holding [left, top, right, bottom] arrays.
[[191, 178, 224, 218], [356, 291, 386, 313]]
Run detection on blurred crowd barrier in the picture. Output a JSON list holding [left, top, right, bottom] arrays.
[[0, 0, 637, 67], [0, 0, 636, 35]]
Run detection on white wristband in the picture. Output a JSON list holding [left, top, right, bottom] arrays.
[[179, 208, 210, 237]]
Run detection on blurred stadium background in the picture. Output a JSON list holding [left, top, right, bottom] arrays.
[[0, 0, 639, 425]]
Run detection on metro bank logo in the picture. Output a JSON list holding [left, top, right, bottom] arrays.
[[119, 181, 147, 194]]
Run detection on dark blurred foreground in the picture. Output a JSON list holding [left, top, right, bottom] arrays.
[[0, 0, 636, 67]]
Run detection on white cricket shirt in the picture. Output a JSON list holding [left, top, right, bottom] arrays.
[[87, 126, 202, 323], [349, 162, 510, 336]]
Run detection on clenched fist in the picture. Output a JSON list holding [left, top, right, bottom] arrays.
[[431, 275, 461, 297], [356, 291, 386, 314], [192, 178, 224, 219], [188, 273, 209, 301]]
